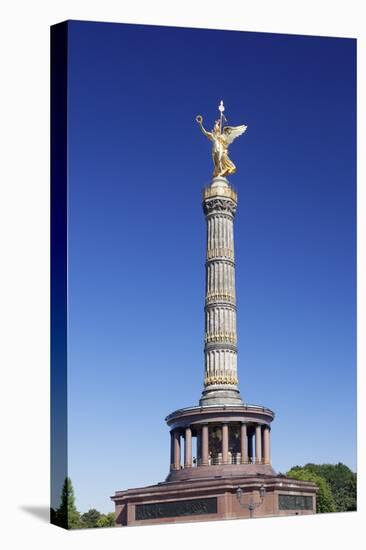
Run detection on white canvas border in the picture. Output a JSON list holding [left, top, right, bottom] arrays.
[[0, 1, 363, 549]]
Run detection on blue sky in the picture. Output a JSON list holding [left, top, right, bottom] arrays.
[[64, 21, 356, 513]]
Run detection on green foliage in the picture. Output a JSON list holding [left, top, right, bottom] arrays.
[[286, 462, 358, 514], [54, 477, 83, 529], [80, 509, 115, 528], [81, 508, 102, 528], [96, 512, 116, 528], [301, 463, 357, 512], [52, 477, 116, 529], [287, 468, 334, 513]]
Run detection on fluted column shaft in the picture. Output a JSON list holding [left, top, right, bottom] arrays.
[[201, 179, 243, 406], [204, 213, 237, 387]]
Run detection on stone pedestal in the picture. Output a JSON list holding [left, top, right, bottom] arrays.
[[112, 475, 318, 527]]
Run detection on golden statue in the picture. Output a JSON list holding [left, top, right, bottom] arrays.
[[196, 100, 247, 177]]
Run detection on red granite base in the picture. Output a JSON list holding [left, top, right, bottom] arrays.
[[111, 474, 318, 527]]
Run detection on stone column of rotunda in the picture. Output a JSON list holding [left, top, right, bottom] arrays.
[[168, 421, 272, 470], [200, 176, 244, 406]]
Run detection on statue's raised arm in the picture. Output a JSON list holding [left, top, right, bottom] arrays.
[[196, 101, 247, 178], [196, 115, 213, 141]]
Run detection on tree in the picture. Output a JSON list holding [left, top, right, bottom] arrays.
[[96, 512, 116, 528], [51, 478, 116, 529], [81, 508, 102, 528], [287, 467, 336, 513], [300, 463, 357, 512], [55, 477, 83, 529]]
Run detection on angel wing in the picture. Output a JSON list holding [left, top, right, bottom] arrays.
[[223, 124, 248, 145]]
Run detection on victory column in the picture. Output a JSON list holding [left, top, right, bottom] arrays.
[[164, 102, 274, 475], [197, 101, 246, 405], [111, 103, 317, 525]]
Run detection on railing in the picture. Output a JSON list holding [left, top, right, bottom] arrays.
[[172, 456, 266, 471], [191, 455, 263, 466]]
